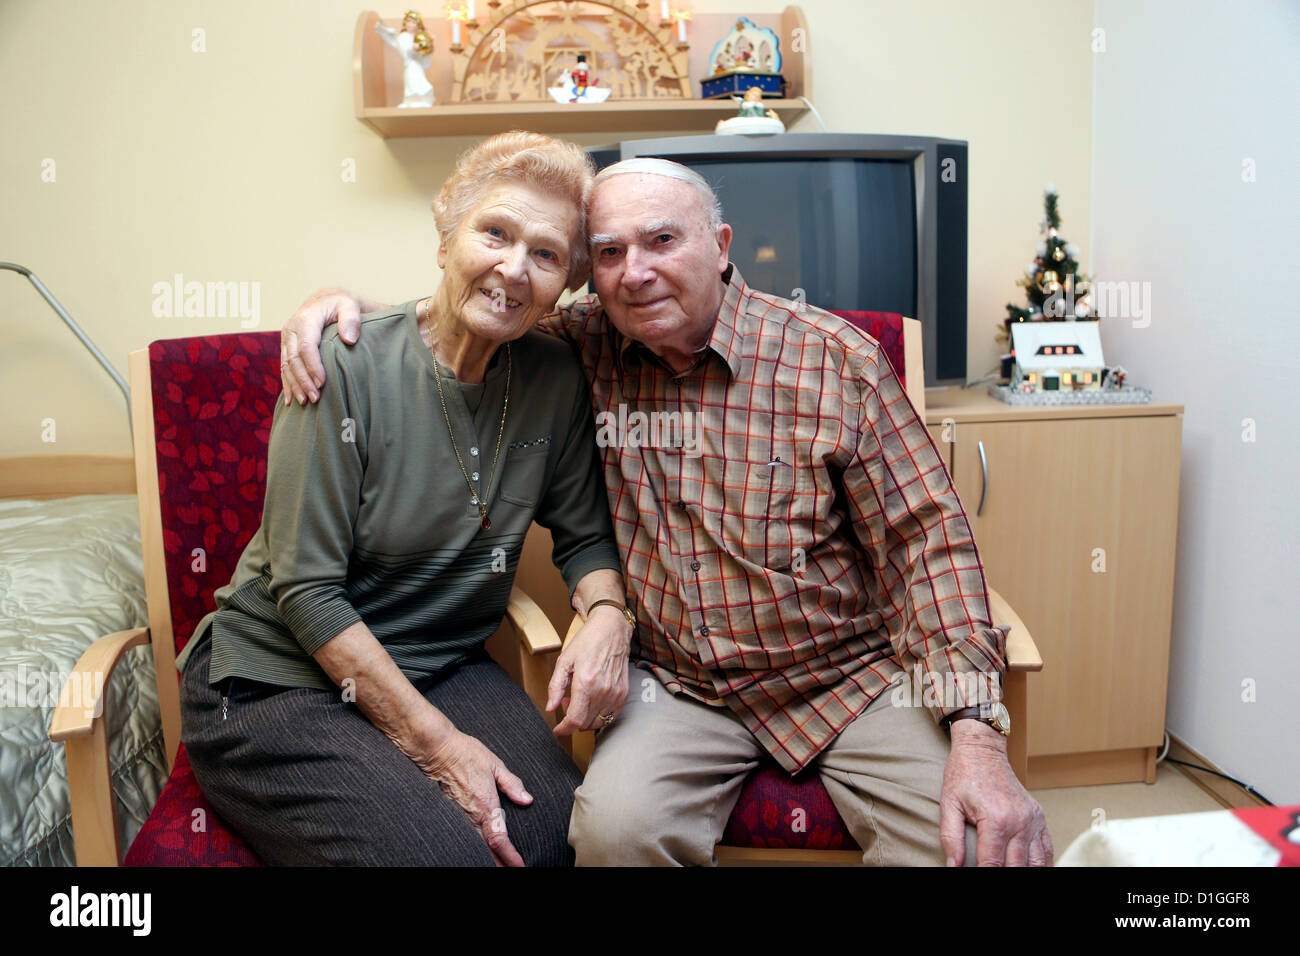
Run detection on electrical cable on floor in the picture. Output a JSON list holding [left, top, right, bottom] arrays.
[[1157, 729, 1273, 805]]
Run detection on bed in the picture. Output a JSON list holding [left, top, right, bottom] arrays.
[[0, 455, 169, 866]]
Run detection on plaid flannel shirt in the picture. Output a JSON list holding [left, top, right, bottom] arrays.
[[544, 265, 1007, 774]]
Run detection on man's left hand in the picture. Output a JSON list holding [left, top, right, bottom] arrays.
[[940, 719, 1053, 866], [547, 606, 632, 735]]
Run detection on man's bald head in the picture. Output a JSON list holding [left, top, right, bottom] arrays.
[[591, 158, 723, 232]]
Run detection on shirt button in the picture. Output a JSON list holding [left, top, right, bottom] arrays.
[[470, 447, 479, 457], [698, 625, 710, 637], [675, 499, 687, 510], [690, 560, 701, 571], [471, 471, 480, 481]]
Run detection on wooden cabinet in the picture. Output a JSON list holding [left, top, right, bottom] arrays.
[[926, 389, 1184, 787]]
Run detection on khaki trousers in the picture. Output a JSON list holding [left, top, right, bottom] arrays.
[[569, 665, 979, 866]]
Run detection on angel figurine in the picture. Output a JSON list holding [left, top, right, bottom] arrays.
[[714, 86, 783, 134], [376, 11, 435, 108]]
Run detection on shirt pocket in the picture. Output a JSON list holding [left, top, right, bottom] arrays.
[[719, 458, 814, 572], [498, 442, 552, 509]]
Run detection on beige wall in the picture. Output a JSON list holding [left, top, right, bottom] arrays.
[[0, 0, 1094, 455]]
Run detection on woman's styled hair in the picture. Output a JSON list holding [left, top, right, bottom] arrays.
[[433, 130, 596, 291]]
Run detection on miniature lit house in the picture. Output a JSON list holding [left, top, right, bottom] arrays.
[[1009, 321, 1105, 392]]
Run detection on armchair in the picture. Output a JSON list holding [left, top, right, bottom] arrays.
[[527, 312, 1043, 865], [50, 332, 566, 866]]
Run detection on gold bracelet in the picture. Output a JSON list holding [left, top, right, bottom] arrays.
[[587, 599, 636, 629]]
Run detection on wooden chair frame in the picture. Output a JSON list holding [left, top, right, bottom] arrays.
[[49, 347, 566, 866]]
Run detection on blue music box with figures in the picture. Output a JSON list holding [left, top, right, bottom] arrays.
[[700, 17, 786, 100]]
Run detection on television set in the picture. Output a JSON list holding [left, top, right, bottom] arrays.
[[588, 134, 969, 388]]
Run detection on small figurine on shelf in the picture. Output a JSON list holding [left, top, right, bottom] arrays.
[[732, 33, 754, 68], [714, 86, 784, 135], [548, 53, 612, 104], [712, 42, 733, 74], [571, 54, 591, 98], [376, 11, 435, 108]]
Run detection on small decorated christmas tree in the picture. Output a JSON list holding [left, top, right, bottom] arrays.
[[997, 184, 1094, 351]]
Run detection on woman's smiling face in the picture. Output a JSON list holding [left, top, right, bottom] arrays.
[[435, 181, 580, 344]]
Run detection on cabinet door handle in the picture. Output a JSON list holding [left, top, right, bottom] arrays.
[[977, 439, 988, 517]]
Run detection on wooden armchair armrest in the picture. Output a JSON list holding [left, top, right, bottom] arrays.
[[504, 586, 562, 655], [986, 588, 1039, 785], [48, 625, 152, 867], [987, 587, 1042, 673], [502, 586, 564, 724], [49, 627, 150, 741]]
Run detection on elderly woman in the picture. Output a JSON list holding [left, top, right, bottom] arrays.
[[176, 132, 632, 866]]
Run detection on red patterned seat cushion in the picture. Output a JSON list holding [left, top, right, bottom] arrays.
[[125, 332, 280, 867], [123, 744, 262, 866], [721, 764, 858, 852]]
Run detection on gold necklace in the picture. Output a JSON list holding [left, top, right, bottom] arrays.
[[421, 296, 510, 531]]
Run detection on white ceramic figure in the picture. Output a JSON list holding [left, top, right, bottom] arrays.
[[377, 11, 435, 108]]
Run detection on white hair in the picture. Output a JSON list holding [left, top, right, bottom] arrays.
[[593, 158, 724, 230]]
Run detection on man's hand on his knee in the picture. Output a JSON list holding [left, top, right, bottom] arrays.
[[939, 720, 1053, 867]]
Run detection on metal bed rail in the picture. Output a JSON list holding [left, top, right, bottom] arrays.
[[1, 262, 131, 427]]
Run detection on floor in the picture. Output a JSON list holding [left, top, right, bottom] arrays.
[[1030, 760, 1227, 856]]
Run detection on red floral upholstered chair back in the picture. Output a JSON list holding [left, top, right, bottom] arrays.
[[148, 333, 281, 657], [829, 310, 906, 391], [120, 332, 280, 867]]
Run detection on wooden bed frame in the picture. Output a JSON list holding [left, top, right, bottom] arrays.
[[0, 455, 135, 500]]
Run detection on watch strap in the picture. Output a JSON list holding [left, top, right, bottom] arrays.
[[588, 599, 636, 628], [943, 706, 986, 727]]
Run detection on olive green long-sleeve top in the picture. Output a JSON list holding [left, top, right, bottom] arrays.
[[177, 299, 622, 689]]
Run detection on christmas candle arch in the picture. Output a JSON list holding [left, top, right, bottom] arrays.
[[448, 0, 692, 103]]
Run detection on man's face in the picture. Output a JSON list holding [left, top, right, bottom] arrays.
[[588, 174, 733, 362]]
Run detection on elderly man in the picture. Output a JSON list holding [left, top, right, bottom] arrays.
[[281, 157, 1053, 867]]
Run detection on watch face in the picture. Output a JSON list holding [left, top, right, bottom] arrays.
[[991, 702, 1011, 733]]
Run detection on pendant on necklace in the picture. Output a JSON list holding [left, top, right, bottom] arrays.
[[481, 515, 492, 530]]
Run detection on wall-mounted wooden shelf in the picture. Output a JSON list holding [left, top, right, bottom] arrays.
[[353, 5, 811, 139]]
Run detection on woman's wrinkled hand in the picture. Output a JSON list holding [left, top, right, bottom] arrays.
[[416, 729, 533, 867], [280, 287, 369, 406]]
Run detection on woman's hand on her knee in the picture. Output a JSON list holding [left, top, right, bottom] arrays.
[[422, 729, 533, 867]]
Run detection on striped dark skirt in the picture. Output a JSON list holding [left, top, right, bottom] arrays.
[[179, 632, 581, 866]]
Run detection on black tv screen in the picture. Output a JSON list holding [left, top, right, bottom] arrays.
[[680, 157, 918, 318]]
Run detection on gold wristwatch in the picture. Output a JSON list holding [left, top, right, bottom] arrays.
[[587, 599, 636, 629], [943, 702, 1011, 736]]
